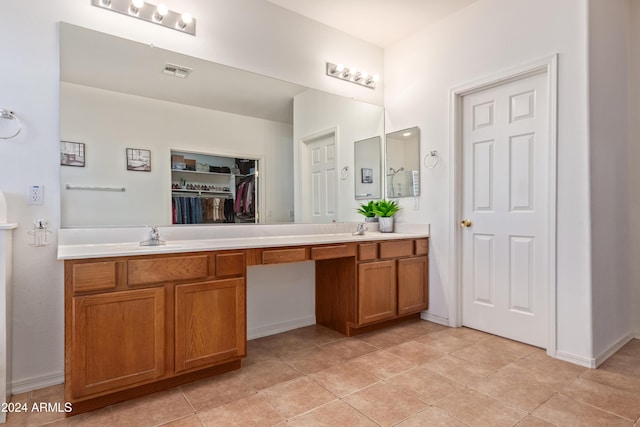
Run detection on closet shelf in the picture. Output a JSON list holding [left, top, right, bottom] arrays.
[[171, 169, 235, 177]]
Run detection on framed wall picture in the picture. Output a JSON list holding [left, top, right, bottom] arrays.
[[60, 141, 85, 167], [126, 148, 151, 172], [361, 167, 373, 184]]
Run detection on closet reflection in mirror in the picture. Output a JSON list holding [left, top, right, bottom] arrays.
[[354, 136, 381, 200], [386, 127, 420, 198], [59, 23, 384, 227]]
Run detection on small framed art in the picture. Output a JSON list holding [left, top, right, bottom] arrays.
[[361, 167, 373, 184], [60, 141, 85, 167], [126, 148, 151, 172]]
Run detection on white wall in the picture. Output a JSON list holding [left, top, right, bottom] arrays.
[[384, 0, 594, 361], [588, 0, 634, 360], [61, 83, 293, 226], [293, 89, 385, 223], [0, 0, 383, 392], [629, 1, 640, 338]]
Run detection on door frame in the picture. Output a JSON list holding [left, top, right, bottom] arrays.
[[448, 55, 558, 356], [298, 127, 339, 223]]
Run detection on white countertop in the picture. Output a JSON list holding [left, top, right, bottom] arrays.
[[57, 223, 429, 260]]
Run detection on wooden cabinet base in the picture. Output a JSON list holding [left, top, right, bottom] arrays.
[[343, 313, 421, 337], [66, 359, 241, 416]]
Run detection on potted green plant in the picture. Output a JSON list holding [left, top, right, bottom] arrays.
[[372, 199, 401, 232], [357, 200, 379, 222]]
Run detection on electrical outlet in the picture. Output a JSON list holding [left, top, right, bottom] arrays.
[[28, 185, 44, 205]]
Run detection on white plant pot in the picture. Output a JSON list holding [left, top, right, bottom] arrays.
[[378, 216, 394, 233], [364, 216, 378, 223]]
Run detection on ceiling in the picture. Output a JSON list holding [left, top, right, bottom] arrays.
[[265, 0, 478, 48], [60, 24, 307, 124]]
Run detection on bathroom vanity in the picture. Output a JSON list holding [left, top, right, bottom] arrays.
[[58, 224, 429, 415]]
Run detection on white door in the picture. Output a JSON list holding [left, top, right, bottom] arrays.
[[461, 71, 549, 348], [303, 134, 337, 223]]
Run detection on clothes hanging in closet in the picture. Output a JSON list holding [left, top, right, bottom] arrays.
[[172, 196, 234, 224], [234, 176, 255, 222]]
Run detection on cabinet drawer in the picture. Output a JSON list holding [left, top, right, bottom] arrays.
[[128, 255, 209, 286], [71, 261, 117, 293], [379, 240, 414, 259], [262, 248, 307, 264], [358, 243, 378, 261], [311, 244, 355, 260], [415, 239, 429, 256], [215, 252, 245, 277]]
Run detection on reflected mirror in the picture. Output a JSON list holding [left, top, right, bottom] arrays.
[[59, 23, 384, 227], [386, 127, 420, 198], [354, 137, 381, 200]]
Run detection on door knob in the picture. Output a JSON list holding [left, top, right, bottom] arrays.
[[460, 219, 472, 228]]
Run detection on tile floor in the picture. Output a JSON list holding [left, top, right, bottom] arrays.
[[6, 319, 640, 426]]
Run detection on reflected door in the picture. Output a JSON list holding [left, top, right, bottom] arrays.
[[302, 133, 337, 223], [461, 71, 549, 348]]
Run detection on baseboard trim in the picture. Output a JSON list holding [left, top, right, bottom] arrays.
[[247, 315, 316, 340], [555, 351, 595, 368], [420, 311, 449, 327], [12, 371, 64, 395], [593, 332, 635, 368]]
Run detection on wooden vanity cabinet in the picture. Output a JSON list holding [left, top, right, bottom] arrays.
[[64, 250, 246, 413], [357, 260, 397, 324], [64, 237, 427, 414], [69, 287, 165, 398], [355, 238, 429, 328], [175, 278, 246, 373]]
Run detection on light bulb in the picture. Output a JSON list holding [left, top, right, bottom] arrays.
[[372, 74, 380, 82], [129, 0, 144, 15], [335, 64, 345, 72], [153, 4, 168, 21], [361, 71, 369, 80], [178, 12, 193, 29]]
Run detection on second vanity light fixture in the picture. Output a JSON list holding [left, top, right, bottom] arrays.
[[92, 0, 196, 35], [326, 62, 379, 89]]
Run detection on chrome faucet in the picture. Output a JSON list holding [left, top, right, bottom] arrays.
[[140, 226, 166, 246], [352, 222, 368, 236]]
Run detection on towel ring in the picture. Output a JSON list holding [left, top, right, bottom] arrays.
[[424, 150, 440, 169], [0, 109, 22, 140], [340, 166, 350, 180]]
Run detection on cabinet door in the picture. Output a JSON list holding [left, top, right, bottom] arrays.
[[70, 288, 165, 398], [397, 256, 429, 316], [358, 260, 397, 325], [175, 278, 246, 372]]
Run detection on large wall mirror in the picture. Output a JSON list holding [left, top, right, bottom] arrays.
[[354, 136, 381, 200], [386, 127, 420, 198], [59, 23, 384, 227]]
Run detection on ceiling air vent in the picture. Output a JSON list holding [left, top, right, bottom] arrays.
[[162, 63, 192, 78]]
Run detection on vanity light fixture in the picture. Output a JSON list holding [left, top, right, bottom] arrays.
[[91, 0, 196, 36], [326, 62, 379, 89]]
